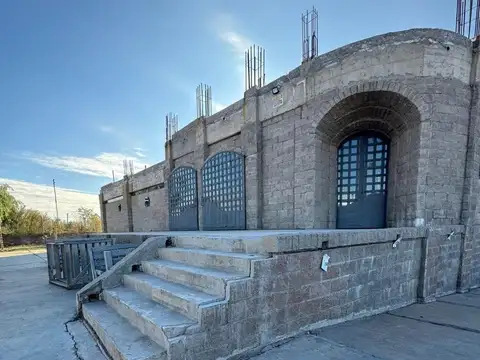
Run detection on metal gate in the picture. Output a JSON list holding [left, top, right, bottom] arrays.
[[168, 166, 199, 230], [201, 151, 246, 230], [337, 133, 389, 229]]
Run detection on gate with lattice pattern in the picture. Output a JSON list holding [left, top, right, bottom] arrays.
[[168, 166, 199, 230], [201, 151, 246, 230]]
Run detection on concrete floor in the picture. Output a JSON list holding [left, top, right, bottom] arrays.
[[252, 289, 480, 360], [0, 251, 105, 360], [1, 250, 479, 360]]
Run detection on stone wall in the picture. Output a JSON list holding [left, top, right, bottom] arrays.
[[99, 29, 478, 238], [262, 109, 297, 229], [105, 198, 129, 232], [131, 187, 167, 232], [176, 226, 467, 359]]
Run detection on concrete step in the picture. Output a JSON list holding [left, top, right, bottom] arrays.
[[124, 272, 222, 320], [172, 235, 250, 253], [141, 259, 246, 297], [83, 301, 167, 360], [158, 247, 266, 275], [102, 287, 195, 349]]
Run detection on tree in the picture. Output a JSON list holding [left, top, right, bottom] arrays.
[[0, 184, 20, 249], [77, 207, 102, 233]]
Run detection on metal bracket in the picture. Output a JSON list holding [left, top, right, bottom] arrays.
[[393, 234, 403, 248], [320, 254, 330, 272], [447, 230, 455, 241]]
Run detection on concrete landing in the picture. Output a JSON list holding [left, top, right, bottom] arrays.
[[0, 253, 105, 360], [252, 291, 480, 360]]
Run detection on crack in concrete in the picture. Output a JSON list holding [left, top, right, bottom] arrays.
[[386, 312, 480, 334], [437, 299, 480, 309], [64, 315, 84, 360], [310, 332, 386, 359]]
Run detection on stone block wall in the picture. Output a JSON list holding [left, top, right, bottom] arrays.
[[262, 109, 296, 229], [105, 198, 129, 232], [131, 187, 167, 231], [99, 29, 479, 240], [179, 226, 469, 359]]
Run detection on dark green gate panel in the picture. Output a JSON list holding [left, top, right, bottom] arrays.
[[168, 166, 198, 231], [337, 133, 389, 229], [201, 151, 246, 230]]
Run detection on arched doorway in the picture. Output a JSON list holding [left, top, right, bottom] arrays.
[[336, 132, 389, 229], [168, 166, 199, 230], [201, 151, 246, 230]]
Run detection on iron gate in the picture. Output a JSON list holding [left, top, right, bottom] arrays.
[[336, 133, 389, 229], [201, 151, 246, 230], [168, 166, 199, 230]]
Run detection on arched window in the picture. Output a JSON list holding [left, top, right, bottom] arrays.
[[337, 133, 389, 229], [201, 151, 245, 230]]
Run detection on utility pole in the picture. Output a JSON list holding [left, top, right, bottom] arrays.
[[66, 213, 69, 224], [53, 179, 59, 240]]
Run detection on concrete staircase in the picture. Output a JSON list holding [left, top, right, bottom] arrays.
[[82, 238, 267, 360]]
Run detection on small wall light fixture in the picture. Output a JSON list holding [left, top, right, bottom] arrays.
[[117, 204, 122, 212], [272, 86, 280, 95], [145, 196, 151, 207]]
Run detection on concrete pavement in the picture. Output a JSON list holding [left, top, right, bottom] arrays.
[[252, 289, 480, 360], [0, 252, 105, 360], [1, 250, 479, 360]]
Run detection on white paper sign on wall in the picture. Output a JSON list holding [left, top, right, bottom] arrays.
[[321, 254, 330, 272]]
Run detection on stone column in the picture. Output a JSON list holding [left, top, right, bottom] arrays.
[[194, 117, 208, 229], [241, 88, 263, 229], [122, 177, 133, 232], [99, 192, 107, 232], [458, 41, 480, 292], [164, 140, 174, 230]]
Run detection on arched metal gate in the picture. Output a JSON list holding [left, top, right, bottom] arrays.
[[201, 151, 246, 230], [168, 166, 199, 230], [336, 133, 389, 229]]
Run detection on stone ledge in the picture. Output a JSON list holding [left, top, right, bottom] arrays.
[[247, 225, 466, 254]]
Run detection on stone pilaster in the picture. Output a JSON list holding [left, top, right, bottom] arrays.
[[99, 192, 107, 232], [164, 140, 174, 230], [241, 88, 263, 229], [122, 177, 133, 232], [194, 117, 208, 230], [458, 42, 480, 292]]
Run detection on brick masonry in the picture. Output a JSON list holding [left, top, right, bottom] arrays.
[[99, 29, 480, 289], [178, 226, 465, 359]]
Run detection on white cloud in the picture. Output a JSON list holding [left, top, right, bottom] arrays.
[[99, 125, 114, 134], [133, 147, 147, 158], [24, 152, 150, 179], [212, 101, 227, 114], [219, 31, 252, 58], [0, 178, 99, 220], [213, 13, 259, 95]]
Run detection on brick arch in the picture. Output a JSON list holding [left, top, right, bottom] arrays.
[[312, 81, 426, 229], [331, 118, 397, 146], [312, 81, 428, 131]]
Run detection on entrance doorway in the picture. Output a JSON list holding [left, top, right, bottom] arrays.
[[336, 133, 389, 229]]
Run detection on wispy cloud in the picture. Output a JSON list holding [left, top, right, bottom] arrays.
[[133, 147, 147, 158], [212, 12, 257, 95], [99, 125, 115, 134], [0, 178, 99, 219], [24, 152, 150, 178], [219, 31, 252, 58], [212, 101, 227, 113]]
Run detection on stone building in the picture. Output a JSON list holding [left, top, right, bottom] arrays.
[[85, 28, 480, 360], [100, 28, 478, 235]]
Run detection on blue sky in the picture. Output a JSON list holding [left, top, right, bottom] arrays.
[[0, 0, 455, 217]]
